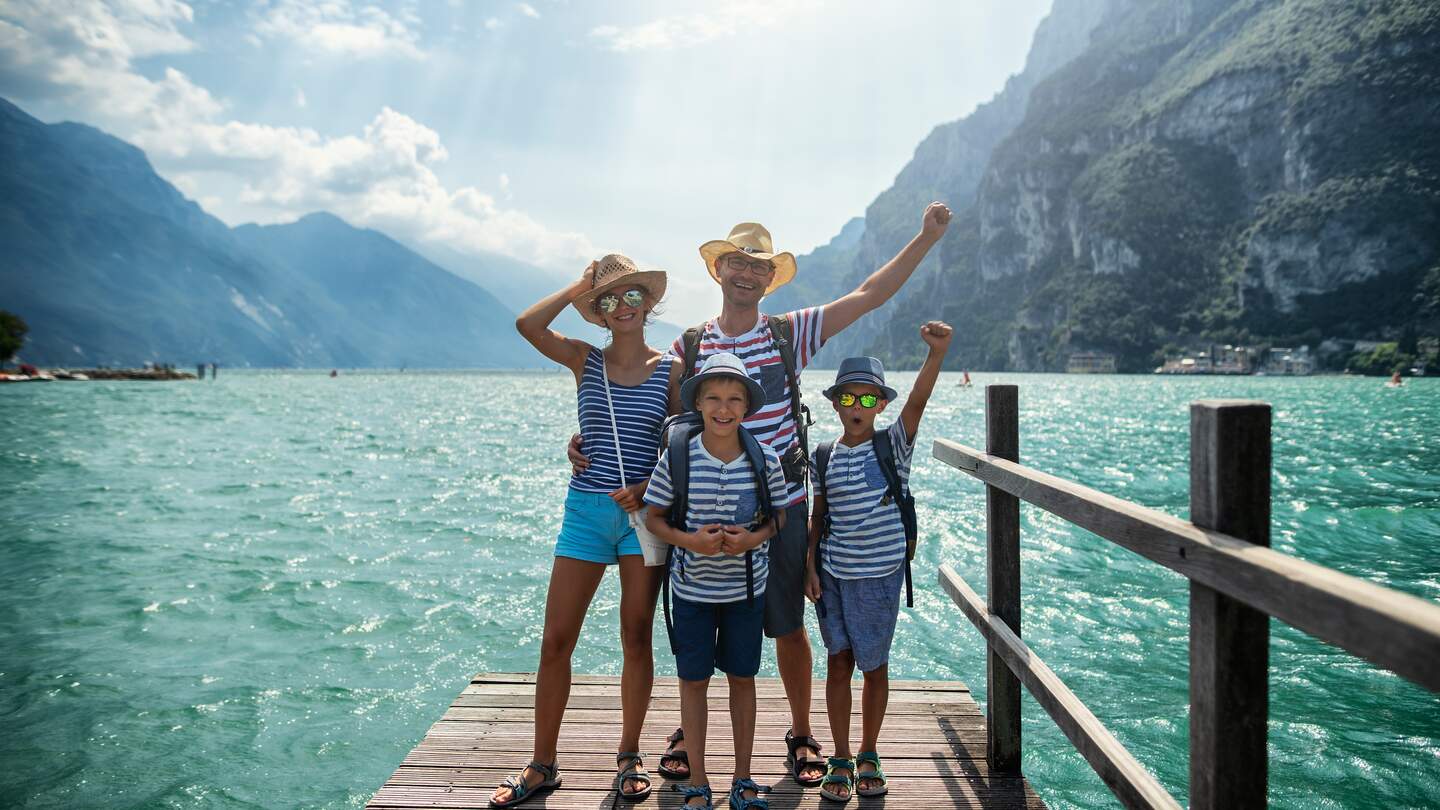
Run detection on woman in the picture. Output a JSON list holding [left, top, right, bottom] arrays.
[[491, 255, 671, 808]]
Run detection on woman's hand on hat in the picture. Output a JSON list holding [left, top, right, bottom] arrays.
[[572, 261, 597, 295], [921, 201, 952, 239], [921, 320, 953, 350]]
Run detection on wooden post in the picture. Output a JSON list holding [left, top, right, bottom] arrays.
[[986, 384, 1021, 774], [1189, 401, 1271, 809]]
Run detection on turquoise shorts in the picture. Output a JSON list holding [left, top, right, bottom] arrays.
[[555, 488, 642, 564]]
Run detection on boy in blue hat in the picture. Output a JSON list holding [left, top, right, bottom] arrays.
[[645, 352, 789, 810], [803, 321, 952, 804]]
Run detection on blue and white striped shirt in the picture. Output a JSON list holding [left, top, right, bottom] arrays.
[[571, 348, 673, 494], [815, 421, 915, 580], [644, 434, 788, 604]]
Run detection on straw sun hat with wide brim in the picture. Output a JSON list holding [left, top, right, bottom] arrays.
[[699, 222, 797, 295], [571, 254, 668, 326]]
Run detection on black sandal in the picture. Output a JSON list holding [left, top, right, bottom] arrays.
[[785, 729, 825, 787], [658, 727, 690, 779], [615, 752, 653, 802]]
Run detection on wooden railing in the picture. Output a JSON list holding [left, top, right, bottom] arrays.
[[933, 385, 1440, 810]]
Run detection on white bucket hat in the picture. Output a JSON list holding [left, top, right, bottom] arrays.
[[679, 352, 766, 416]]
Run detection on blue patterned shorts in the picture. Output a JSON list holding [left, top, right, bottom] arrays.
[[816, 566, 903, 672]]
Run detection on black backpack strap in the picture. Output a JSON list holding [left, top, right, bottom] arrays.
[[767, 314, 812, 479], [739, 428, 773, 606], [873, 429, 918, 608], [814, 439, 835, 545], [661, 428, 694, 653], [679, 325, 704, 383]]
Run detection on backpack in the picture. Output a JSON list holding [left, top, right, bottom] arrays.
[[813, 428, 919, 607], [658, 412, 775, 653], [679, 314, 812, 488]]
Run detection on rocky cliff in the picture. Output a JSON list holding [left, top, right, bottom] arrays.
[[871, 0, 1440, 371]]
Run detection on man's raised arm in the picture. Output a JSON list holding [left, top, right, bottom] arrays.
[[820, 201, 951, 342]]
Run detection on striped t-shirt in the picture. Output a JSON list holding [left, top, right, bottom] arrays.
[[814, 421, 916, 579], [670, 308, 825, 508], [571, 348, 673, 494], [644, 434, 787, 604]]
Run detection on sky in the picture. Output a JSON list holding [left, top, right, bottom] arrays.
[[1, 0, 1052, 325]]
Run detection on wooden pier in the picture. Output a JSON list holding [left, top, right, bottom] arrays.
[[367, 672, 1047, 809]]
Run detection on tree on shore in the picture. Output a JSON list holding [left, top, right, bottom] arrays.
[[0, 310, 27, 366]]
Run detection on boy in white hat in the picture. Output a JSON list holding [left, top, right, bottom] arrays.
[[644, 353, 788, 810], [805, 322, 953, 804]]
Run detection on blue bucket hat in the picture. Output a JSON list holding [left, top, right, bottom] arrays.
[[822, 356, 899, 402], [680, 352, 766, 416]]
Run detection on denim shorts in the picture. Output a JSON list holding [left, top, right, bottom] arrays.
[[554, 488, 642, 564], [816, 566, 903, 672], [671, 594, 767, 681]]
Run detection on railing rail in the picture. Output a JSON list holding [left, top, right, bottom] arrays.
[[933, 385, 1440, 809]]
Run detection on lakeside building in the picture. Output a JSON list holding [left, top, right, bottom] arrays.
[[1156, 344, 1252, 375], [1259, 346, 1315, 376], [1066, 351, 1116, 373]]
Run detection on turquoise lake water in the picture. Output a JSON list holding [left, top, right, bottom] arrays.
[[2, 371, 1437, 809]]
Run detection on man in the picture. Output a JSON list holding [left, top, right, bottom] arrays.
[[570, 201, 951, 786]]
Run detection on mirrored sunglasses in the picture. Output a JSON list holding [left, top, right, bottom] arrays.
[[596, 289, 646, 314], [836, 392, 880, 408]]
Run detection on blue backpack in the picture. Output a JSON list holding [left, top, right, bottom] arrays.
[[813, 430, 919, 607], [658, 412, 774, 652]]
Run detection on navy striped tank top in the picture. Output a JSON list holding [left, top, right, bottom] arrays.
[[571, 347, 673, 494]]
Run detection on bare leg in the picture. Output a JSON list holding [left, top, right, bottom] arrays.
[[491, 556, 605, 805], [776, 626, 823, 781], [823, 650, 856, 801], [729, 674, 757, 779], [679, 676, 711, 807], [858, 665, 889, 792], [616, 557, 662, 795]]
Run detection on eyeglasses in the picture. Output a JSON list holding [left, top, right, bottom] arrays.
[[836, 392, 880, 408], [723, 254, 775, 275], [596, 289, 646, 314]]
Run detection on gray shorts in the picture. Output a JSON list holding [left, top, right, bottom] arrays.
[[763, 501, 810, 638], [816, 566, 903, 672]]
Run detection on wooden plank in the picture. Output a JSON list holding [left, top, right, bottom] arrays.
[[450, 694, 979, 714], [1188, 402, 1269, 810], [368, 675, 1046, 809], [985, 384, 1022, 775], [940, 565, 1182, 810], [932, 438, 1440, 691]]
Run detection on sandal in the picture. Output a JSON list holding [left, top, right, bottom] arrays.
[[658, 727, 690, 779], [673, 782, 713, 810], [818, 756, 855, 805], [615, 752, 653, 802], [855, 751, 889, 797], [728, 777, 771, 810], [489, 759, 561, 808], [784, 729, 824, 787]]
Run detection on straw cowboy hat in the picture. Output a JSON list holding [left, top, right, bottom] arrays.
[[699, 222, 797, 295], [572, 253, 668, 326]]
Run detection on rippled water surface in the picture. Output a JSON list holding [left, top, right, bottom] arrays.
[[2, 371, 1437, 809]]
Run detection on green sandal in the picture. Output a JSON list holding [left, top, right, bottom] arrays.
[[819, 756, 855, 805], [489, 759, 561, 808], [856, 751, 888, 797]]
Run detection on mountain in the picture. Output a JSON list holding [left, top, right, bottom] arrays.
[[866, 0, 1440, 371], [0, 97, 543, 368], [411, 241, 687, 348], [233, 214, 534, 368], [0, 97, 357, 367], [775, 0, 1117, 367]]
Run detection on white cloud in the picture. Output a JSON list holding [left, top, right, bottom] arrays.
[[0, 0, 599, 271], [589, 1, 816, 52], [294, 87, 307, 107], [517, 3, 540, 19], [484, 17, 501, 30], [253, 0, 424, 59]]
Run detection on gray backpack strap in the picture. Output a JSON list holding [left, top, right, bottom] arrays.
[[680, 325, 704, 383], [766, 313, 812, 485]]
